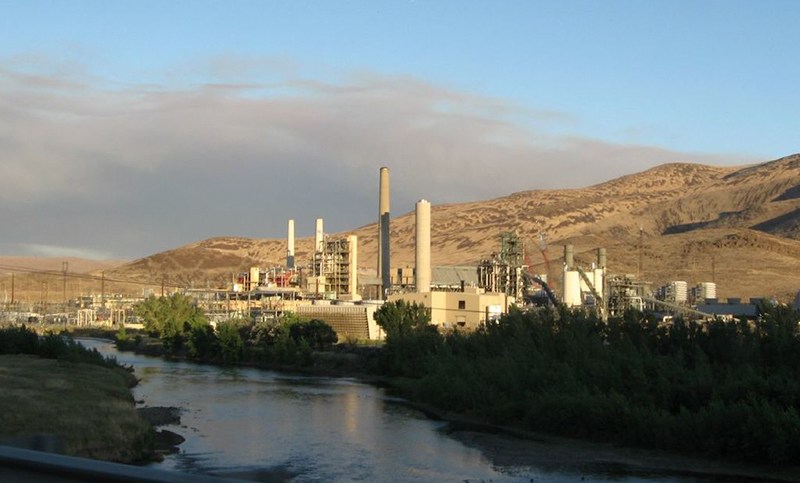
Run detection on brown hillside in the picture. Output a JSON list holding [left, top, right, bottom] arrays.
[[52, 154, 800, 303]]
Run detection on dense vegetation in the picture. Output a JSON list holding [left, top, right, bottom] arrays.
[[375, 300, 800, 465], [0, 325, 127, 373], [124, 294, 338, 366]]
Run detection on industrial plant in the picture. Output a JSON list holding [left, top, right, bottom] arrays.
[[158, 167, 779, 339], [1, 165, 790, 340]]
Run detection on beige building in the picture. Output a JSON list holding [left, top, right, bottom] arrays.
[[389, 287, 514, 330]]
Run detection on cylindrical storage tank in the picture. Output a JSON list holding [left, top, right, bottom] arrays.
[[563, 269, 582, 307], [315, 218, 324, 253], [415, 199, 431, 293], [593, 268, 605, 301], [287, 219, 295, 269], [564, 244, 574, 269], [250, 267, 260, 288]]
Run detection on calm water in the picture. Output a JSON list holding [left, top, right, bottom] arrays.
[[80, 339, 729, 483]]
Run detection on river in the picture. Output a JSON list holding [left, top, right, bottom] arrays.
[[80, 339, 744, 483]]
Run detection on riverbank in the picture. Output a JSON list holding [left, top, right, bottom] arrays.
[[0, 354, 153, 463], [107, 335, 800, 482]]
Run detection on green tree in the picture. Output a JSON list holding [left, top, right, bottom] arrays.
[[374, 300, 441, 377], [288, 319, 338, 350], [374, 300, 431, 340], [187, 324, 219, 360], [134, 294, 208, 352]]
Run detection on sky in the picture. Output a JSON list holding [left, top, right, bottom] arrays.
[[1, 0, 798, 260]]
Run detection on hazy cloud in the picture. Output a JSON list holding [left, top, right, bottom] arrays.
[[6, 243, 116, 261], [0, 62, 753, 258]]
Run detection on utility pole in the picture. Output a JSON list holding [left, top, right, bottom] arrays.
[[711, 256, 716, 283], [62, 261, 69, 307], [101, 271, 106, 315], [637, 226, 644, 277], [42, 282, 49, 321], [10, 273, 14, 305]]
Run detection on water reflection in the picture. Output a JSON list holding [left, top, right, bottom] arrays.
[[80, 339, 744, 482]]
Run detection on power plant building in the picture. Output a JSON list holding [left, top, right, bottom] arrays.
[[388, 288, 513, 330], [306, 233, 359, 301], [387, 199, 514, 330], [561, 245, 606, 309], [656, 281, 688, 304], [693, 282, 717, 302]]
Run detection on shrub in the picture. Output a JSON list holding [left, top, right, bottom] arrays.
[[288, 319, 338, 350], [217, 322, 244, 364], [0, 325, 39, 354], [187, 324, 219, 360]]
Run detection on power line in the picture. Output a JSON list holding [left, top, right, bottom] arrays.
[[0, 263, 183, 289]]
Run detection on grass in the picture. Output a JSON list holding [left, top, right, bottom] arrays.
[[0, 354, 152, 463]]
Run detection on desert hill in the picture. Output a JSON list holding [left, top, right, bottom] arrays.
[[93, 153, 800, 302], [0, 257, 123, 276]]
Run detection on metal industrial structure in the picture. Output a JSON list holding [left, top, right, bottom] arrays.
[[317, 236, 359, 301], [605, 274, 649, 316], [477, 232, 527, 301]]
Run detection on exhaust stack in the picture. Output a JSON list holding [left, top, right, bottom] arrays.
[[415, 199, 431, 293], [564, 244, 574, 269], [378, 167, 391, 297], [315, 218, 324, 253], [287, 219, 295, 269], [597, 247, 607, 269]]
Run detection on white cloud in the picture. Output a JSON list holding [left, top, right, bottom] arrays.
[[0, 60, 757, 257]]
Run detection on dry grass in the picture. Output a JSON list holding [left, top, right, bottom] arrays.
[[0, 354, 151, 463]]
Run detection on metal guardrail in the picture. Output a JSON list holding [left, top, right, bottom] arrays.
[[0, 445, 244, 482]]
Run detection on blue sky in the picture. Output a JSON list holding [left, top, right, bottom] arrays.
[[0, 0, 798, 259]]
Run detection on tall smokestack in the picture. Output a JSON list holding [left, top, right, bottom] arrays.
[[415, 199, 431, 293], [315, 218, 324, 253], [597, 247, 607, 269], [378, 167, 391, 297], [287, 219, 295, 269]]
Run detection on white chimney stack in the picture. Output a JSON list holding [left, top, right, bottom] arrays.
[[415, 199, 431, 293], [315, 218, 324, 253]]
